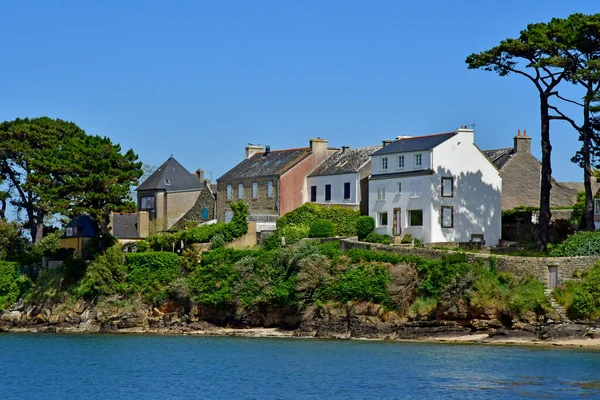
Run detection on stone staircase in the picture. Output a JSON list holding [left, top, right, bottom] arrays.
[[544, 289, 571, 323]]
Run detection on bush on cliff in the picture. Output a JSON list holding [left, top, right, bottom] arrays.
[[0, 261, 22, 310], [356, 216, 375, 241], [550, 231, 600, 257], [125, 252, 181, 303], [560, 263, 600, 320], [75, 244, 127, 299]]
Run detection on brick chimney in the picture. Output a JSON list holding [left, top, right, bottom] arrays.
[[245, 144, 264, 159], [137, 211, 149, 238], [309, 138, 329, 157], [514, 129, 531, 153], [196, 168, 204, 182]]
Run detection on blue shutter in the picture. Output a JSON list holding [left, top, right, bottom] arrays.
[[202, 208, 209, 219]]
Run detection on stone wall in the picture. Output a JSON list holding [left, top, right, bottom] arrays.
[[340, 238, 600, 287], [217, 177, 278, 222], [171, 185, 217, 230]]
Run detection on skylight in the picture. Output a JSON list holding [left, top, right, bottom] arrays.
[[164, 178, 171, 185]]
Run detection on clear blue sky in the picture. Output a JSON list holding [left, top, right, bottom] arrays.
[[1, 0, 597, 183]]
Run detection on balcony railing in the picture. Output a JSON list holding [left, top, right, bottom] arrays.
[[248, 214, 279, 223]]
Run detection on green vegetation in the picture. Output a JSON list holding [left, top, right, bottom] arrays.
[[356, 216, 375, 241], [308, 219, 335, 238], [364, 233, 392, 245], [550, 231, 600, 257], [554, 263, 600, 320], [277, 203, 359, 238]]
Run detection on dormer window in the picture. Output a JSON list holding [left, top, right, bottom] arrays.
[[415, 154, 422, 167], [381, 157, 388, 170], [164, 178, 171, 185]]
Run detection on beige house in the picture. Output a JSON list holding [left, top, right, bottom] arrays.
[[136, 156, 208, 232]]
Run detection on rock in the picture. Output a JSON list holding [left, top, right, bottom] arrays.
[[1, 311, 23, 323], [48, 314, 65, 325], [33, 314, 46, 324], [158, 300, 180, 314], [152, 308, 164, 318], [72, 301, 86, 314], [116, 317, 138, 329], [66, 311, 81, 324]]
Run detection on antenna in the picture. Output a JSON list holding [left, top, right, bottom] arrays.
[[466, 123, 476, 131]]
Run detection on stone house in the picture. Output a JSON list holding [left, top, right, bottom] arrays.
[[216, 139, 336, 222], [369, 127, 502, 245], [136, 156, 211, 232], [170, 180, 218, 230], [307, 145, 382, 215], [482, 130, 579, 211]]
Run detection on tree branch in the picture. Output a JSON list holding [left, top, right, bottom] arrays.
[[550, 92, 584, 107], [548, 104, 581, 131]]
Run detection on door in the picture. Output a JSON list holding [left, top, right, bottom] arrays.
[[548, 266, 558, 288], [393, 208, 402, 236]]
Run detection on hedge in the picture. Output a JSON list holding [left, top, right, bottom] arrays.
[[550, 231, 600, 257], [356, 216, 375, 241], [308, 219, 335, 238], [277, 203, 360, 237], [125, 252, 181, 303]]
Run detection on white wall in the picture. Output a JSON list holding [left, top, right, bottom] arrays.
[[368, 129, 502, 245], [371, 151, 431, 175], [307, 172, 360, 206]]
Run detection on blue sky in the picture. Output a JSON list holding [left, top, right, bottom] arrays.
[[1, 0, 598, 183]]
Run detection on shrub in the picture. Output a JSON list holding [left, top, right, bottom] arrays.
[[364, 233, 392, 245], [328, 264, 390, 304], [125, 252, 181, 303], [210, 234, 226, 250], [0, 261, 20, 310], [262, 233, 282, 251], [75, 245, 127, 299], [277, 203, 360, 237], [401, 233, 413, 244], [356, 216, 375, 241], [567, 263, 600, 319], [387, 263, 419, 314], [550, 231, 600, 257], [409, 297, 438, 320], [279, 225, 310, 245], [295, 254, 332, 304], [308, 219, 335, 238]]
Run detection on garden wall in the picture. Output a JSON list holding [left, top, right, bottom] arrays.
[[339, 238, 600, 287]]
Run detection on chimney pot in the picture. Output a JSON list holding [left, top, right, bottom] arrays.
[[524, 129, 527, 137], [196, 168, 204, 182], [341, 146, 349, 153]]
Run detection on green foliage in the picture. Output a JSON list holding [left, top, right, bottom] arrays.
[[279, 225, 310, 245], [364, 233, 392, 245], [125, 252, 181, 304], [83, 234, 118, 260], [0, 261, 20, 310], [277, 203, 360, 237], [62, 257, 88, 285], [262, 234, 282, 251], [409, 297, 438, 320], [308, 219, 335, 238], [328, 264, 391, 305], [210, 234, 226, 250], [565, 263, 600, 320], [550, 231, 600, 257], [570, 192, 586, 228], [75, 245, 127, 299], [0, 220, 27, 261], [356, 216, 375, 241]]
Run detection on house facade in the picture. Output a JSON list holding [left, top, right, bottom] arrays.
[[307, 145, 381, 215], [171, 180, 218, 230], [136, 156, 208, 232], [216, 139, 336, 222], [369, 127, 502, 245]]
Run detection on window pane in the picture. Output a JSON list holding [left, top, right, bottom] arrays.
[[442, 206, 453, 228], [252, 182, 258, 198], [380, 212, 388, 226], [409, 209, 423, 226], [325, 184, 332, 201], [267, 181, 273, 197], [238, 184, 244, 199], [310, 186, 317, 202], [442, 177, 453, 197], [344, 182, 350, 199], [227, 185, 232, 200]]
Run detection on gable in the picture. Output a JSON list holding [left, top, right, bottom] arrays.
[[137, 157, 203, 192]]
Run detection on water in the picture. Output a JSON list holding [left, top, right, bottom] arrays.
[[1, 334, 599, 399]]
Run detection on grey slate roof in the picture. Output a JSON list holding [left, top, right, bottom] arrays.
[[309, 145, 382, 177], [481, 148, 515, 170], [218, 148, 311, 181], [62, 215, 96, 238], [137, 157, 203, 192], [112, 214, 140, 239], [371, 132, 457, 156]]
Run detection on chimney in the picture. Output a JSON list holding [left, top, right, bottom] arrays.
[[196, 168, 204, 182], [456, 126, 474, 143], [137, 211, 150, 238], [264, 145, 271, 156], [245, 144, 264, 159], [382, 140, 393, 147], [514, 129, 531, 153], [309, 137, 328, 156], [203, 179, 212, 189], [341, 146, 349, 153]]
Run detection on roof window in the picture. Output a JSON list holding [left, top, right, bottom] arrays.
[[164, 178, 171, 185], [276, 160, 284, 165], [264, 161, 272, 166]]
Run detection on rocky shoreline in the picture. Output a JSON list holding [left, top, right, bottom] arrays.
[[2, 299, 600, 348]]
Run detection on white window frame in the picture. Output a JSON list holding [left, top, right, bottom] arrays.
[[381, 157, 388, 170], [414, 153, 422, 167], [377, 185, 386, 201], [378, 212, 388, 227], [226, 184, 232, 200], [397, 182, 402, 193], [398, 155, 404, 169], [267, 181, 273, 198], [441, 206, 453, 228], [252, 182, 258, 199], [238, 183, 244, 199]]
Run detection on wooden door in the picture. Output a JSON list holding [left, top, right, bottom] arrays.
[[393, 208, 402, 236], [548, 266, 558, 288]]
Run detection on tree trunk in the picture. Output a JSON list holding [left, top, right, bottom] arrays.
[[33, 211, 45, 245], [582, 95, 594, 231], [537, 94, 552, 252], [0, 197, 5, 220]]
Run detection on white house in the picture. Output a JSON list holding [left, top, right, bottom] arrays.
[[368, 127, 502, 245], [307, 145, 381, 215]]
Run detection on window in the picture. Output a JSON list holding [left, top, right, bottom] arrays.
[[595, 198, 600, 215], [409, 209, 423, 226], [415, 153, 422, 167], [140, 196, 155, 211], [164, 178, 171, 185], [441, 206, 453, 228], [252, 182, 258, 199], [343, 182, 351, 200], [397, 182, 402, 193], [238, 183, 244, 199], [310, 186, 317, 202], [398, 155, 405, 169], [226, 184, 232, 200], [224, 210, 234, 223], [267, 181, 273, 198], [325, 184, 332, 201], [410, 179, 421, 198], [377, 185, 386, 201], [201, 207, 209, 219], [441, 177, 453, 197], [379, 212, 388, 227], [381, 157, 388, 170]]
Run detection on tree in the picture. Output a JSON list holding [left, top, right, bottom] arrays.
[[546, 14, 600, 230], [0, 117, 142, 243], [466, 22, 576, 251]]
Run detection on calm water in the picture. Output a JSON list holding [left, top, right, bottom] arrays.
[[1, 334, 600, 399]]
